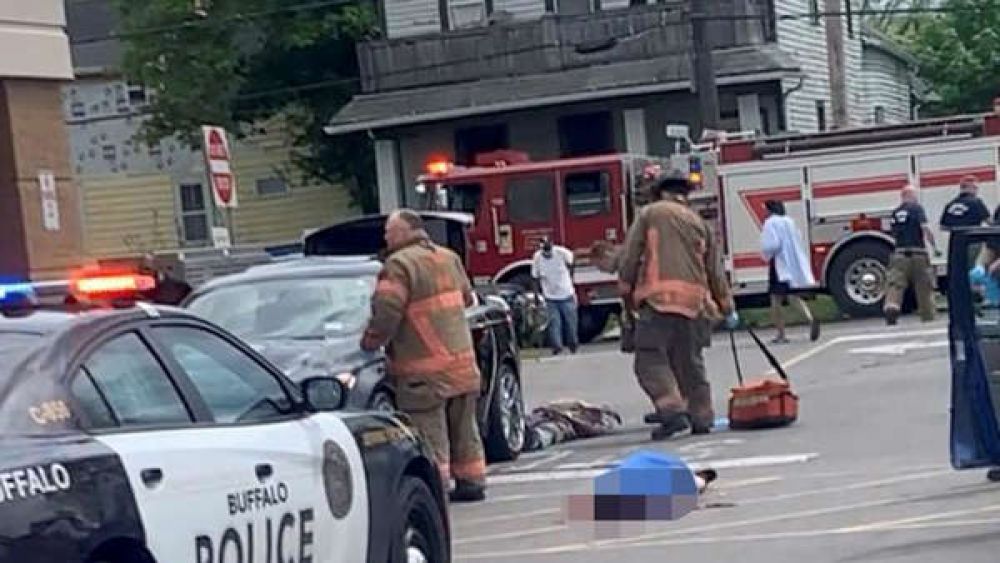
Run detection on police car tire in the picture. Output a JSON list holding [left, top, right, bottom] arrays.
[[390, 476, 449, 563], [484, 362, 524, 463]]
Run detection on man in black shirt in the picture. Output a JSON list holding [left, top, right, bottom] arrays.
[[940, 176, 990, 230], [885, 185, 940, 325]]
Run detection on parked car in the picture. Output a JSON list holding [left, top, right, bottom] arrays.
[[183, 255, 527, 462]]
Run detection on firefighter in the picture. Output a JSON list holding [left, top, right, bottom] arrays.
[[618, 173, 738, 440], [884, 185, 941, 326], [940, 176, 990, 231], [361, 209, 487, 502]]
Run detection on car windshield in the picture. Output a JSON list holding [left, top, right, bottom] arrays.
[[0, 332, 44, 379], [187, 276, 376, 341]]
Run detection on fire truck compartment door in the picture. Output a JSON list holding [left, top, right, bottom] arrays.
[[722, 167, 807, 288]]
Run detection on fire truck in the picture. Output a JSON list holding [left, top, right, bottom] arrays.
[[412, 107, 1000, 340]]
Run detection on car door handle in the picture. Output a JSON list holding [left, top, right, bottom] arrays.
[[255, 463, 274, 481], [140, 468, 163, 487]]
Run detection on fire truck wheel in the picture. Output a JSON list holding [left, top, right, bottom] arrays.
[[578, 306, 613, 344], [827, 240, 892, 318]]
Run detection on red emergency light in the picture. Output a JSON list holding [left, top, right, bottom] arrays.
[[425, 159, 453, 176], [70, 272, 156, 302]]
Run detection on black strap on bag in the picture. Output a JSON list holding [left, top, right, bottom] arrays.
[[728, 326, 791, 383]]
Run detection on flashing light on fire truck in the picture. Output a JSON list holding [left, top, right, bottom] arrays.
[[688, 156, 704, 186], [426, 158, 453, 176]]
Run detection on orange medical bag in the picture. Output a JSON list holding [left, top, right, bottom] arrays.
[[726, 327, 799, 430]]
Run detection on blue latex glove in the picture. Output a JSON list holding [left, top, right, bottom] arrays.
[[725, 311, 740, 330]]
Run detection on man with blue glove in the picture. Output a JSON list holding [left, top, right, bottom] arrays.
[[618, 172, 737, 440]]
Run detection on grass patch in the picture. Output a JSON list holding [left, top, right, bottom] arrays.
[[738, 295, 845, 329]]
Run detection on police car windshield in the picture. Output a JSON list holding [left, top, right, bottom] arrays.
[[0, 332, 43, 375], [188, 276, 375, 341]]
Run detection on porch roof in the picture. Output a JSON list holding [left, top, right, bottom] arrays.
[[325, 44, 800, 135]]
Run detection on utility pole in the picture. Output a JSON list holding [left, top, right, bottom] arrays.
[[824, 0, 849, 129], [691, 14, 720, 133]]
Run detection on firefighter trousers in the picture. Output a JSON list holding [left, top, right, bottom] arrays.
[[884, 249, 935, 322], [633, 306, 713, 428], [396, 380, 486, 487]]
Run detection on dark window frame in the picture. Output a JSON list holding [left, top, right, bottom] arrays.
[[564, 170, 612, 217]]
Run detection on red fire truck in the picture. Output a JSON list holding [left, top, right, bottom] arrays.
[[413, 107, 1000, 340]]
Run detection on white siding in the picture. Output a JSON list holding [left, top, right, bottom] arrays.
[[385, 0, 442, 38], [776, 0, 865, 132], [862, 47, 912, 125], [493, 0, 546, 20]]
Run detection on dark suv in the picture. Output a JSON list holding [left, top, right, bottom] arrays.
[[183, 255, 527, 462]]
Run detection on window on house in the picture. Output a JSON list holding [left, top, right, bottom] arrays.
[[102, 145, 117, 161], [449, 0, 486, 29], [873, 106, 886, 124], [127, 83, 148, 106], [255, 177, 289, 197], [558, 112, 613, 158], [565, 171, 611, 217], [506, 176, 554, 224], [454, 124, 509, 166], [553, 0, 595, 15], [71, 101, 85, 118], [809, 0, 820, 25], [178, 183, 210, 245], [816, 100, 827, 132]]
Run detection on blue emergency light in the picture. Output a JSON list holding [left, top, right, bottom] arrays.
[[0, 282, 34, 303]]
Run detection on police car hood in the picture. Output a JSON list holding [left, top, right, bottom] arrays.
[[247, 335, 368, 382]]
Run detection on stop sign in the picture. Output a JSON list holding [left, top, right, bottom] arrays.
[[212, 173, 234, 205], [202, 125, 238, 208], [207, 129, 229, 161]]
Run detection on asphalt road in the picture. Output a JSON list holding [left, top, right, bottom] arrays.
[[450, 316, 1000, 562]]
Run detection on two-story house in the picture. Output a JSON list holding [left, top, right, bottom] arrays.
[[63, 0, 357, 258], [327, 0, 921, 211]]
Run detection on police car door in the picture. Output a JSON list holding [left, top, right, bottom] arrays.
[[947, 229, 1000, 469], [147, 324, 367, 563]]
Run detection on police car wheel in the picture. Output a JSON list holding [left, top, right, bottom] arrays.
[[391, 476, 449, 563]]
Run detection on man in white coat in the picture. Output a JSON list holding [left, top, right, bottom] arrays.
[[761, 200, 820, 343]]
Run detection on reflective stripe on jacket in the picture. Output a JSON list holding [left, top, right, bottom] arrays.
[[362, 238, 480, 398], [618, 196, 733, 319]]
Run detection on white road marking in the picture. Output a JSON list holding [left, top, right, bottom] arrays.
[[455, 507, 563, 527], [514, 451, 573, 471], [486, 453, 817, 485], [453, 524, 569, 546], [762, 327, 947, 376], [847, 339, 948, 356]]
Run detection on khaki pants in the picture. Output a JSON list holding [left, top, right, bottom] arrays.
[[396, 380, 486, 487], [633, 306, 713, 428], [884, 249, 935, 322]]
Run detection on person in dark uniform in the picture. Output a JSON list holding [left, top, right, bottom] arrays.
[[885, 185, 940, 326], [940, 176, 990, 231]]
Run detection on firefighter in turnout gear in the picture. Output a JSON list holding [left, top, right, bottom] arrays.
[[618, 174, 737, 440], [361, 209, 487, 502], [884, 185, 940, 326]]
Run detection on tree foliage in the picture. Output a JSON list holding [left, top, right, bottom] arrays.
[[902, 0, 1000, 115], [113, 0, 381, 212]]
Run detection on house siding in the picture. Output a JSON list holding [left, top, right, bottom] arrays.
[[384, 0, 442, 38], [80, 174, 180, 257], [862, 46, 912, 124], [494, 0, 546, 20], [775, 0, 864, 132]]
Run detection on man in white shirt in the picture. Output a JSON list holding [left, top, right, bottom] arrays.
[[532, 238, 579, 355]]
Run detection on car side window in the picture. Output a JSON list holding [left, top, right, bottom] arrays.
[[77, 332, 191, 428], [152, 326, 294, 424]]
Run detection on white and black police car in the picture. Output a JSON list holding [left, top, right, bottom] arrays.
[[0, 271, 450, 563]]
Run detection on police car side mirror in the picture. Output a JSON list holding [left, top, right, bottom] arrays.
[[301, 376, 347, 412]]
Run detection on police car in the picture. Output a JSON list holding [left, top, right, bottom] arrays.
[[0, 272, 450, 563]]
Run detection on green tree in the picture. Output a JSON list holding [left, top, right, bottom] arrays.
[[113, 0, 381, 212], [903, 0, 1000, 115]]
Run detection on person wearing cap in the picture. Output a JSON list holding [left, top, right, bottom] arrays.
[[884, 185, 940, 325], [618, 172, 737, 440], [940, 176, 990, 231], [532, 238, 579, 355]]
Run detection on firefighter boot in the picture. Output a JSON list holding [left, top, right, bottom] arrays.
[[651, 412, 690, 441], [449, 480, 486, 503]]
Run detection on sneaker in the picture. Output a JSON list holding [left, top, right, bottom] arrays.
[[771, 335, 790, 345], [691, 422, 713, 435], [650, 414, 690, 441], [987, 467, 1000, 482], [643, 412, 661, 425], [449, 481, 486, 503]]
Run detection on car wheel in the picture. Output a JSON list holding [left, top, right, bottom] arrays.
[[390, 476, 450, 563], [484, 362, 525, 463], [370, 388, 396, 413]]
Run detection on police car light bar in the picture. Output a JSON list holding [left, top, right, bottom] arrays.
[[0, 282, 34, 303], [72, 274, 156, 298]]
